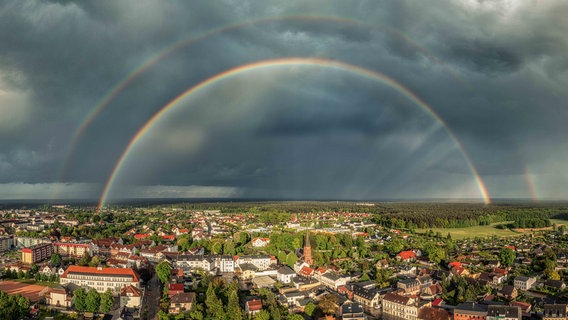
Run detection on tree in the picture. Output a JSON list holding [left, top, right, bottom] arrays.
[[100, 289, 114, 313], [205, 283, 225, 319], [288, 314, 304, 320], [254, 310, 270, 320], [50, 253, 62, 266], [498, 248, 516, 267], [74, 288, 87, 312], [86, 288, 101, 313], [226, 290, 243, 320], [89, 256, 101, 267], [31, 264, 39, 275], [318, 294, 338, 315], [304, 302, 317, 316], [156, 260, 171, 285], [78, 252, 91, 266]]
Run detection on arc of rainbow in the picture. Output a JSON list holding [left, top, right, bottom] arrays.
[[58, 14, 465, 187], [97, 58, 489, 211]]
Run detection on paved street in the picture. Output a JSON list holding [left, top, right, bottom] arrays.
[[141, 272, 161, 320]]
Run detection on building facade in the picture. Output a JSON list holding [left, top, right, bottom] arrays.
[[60, 266, 140, 293], [22, 242, 53, 264]]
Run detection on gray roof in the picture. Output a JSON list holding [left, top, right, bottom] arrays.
[[487, 305, 520, 318], [277, 266, 295, 275]]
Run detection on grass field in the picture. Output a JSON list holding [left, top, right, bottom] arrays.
[[416, 222, 521, 240]]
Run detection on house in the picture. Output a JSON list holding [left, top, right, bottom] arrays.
[[497, 285, 518, 300], [169, 292, 196, 314], [397, 278, 421, 294], [120, 285, 141, 308], [277, 266, 295, 284], [320, 272, 348, 290], [251, 238, 270, 248], [238, 263, 258, 280], [397, 250, 416, 262], [545, 279, 566, 290], [543, 304, 568, 320], [454, 302, 488, 320], [382, 293, 419, 320], [245, 298, 263, 315], [418, 306, 450, 320], [487, 305, 521, 320], [352, 285, 381, 312], [513, 276, 536, 291], [169, 283, 184, 296], [341, 302, 365, 320], [40, 265, 56, 276], [45, 286, 73, 308]]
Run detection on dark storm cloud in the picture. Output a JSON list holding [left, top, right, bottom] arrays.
[[1, 0, 568, 200]]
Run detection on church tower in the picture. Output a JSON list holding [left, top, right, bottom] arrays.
[[303, 229, 313, 266]]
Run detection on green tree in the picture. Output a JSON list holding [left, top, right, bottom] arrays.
[[74, 288, 87, 312], [288, 314, 304, 320], [305, 302, 317, 316], [498, 248, 516, 267], [50, 253, 62, 266], [156, 260, 171, 285], [100, 289, 114, 313], [85, 288, 101, 313], [205, 283, 225, 319], [254, 310, 270, 320], [286, 252, 298, 268], [226, 290, 243, 320]]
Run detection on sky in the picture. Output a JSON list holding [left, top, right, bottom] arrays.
[[1, 0, 568, 203]]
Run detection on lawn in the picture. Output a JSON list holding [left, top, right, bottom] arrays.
[[416, 222, 521, 240]]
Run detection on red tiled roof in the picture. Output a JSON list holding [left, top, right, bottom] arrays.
[[61, 265, 140, 282], [247, 299, 263, 311], [397, 250, 416, 260]]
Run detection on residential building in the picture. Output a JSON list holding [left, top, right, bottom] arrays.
[[418, 306, 450, 320], [251, 237, 270, 247], [120, 285, 141, 308], [45, 286, 73, 308], [0, 236, 13, 252], [513, 276, 536, 291], [246, 299, 263, 315], [382, 292, 418, 320], [60, 266, 140, 293], [341, 302, 365, 320], [454, 302, 488, 320], [543, 304, 568, 320], [397, 278, 421, 294], [54, 242, 91, 257], [22, 242, 53, 263], [277, 266, 295, 284], [169, 293, 196, 314], [487, 305, 521, 320]]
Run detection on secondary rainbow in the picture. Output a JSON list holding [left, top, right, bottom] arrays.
[[97, 58, 489, 210], [58, 15, 465, 189]]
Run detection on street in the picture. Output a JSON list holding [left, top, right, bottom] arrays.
[[141, 271, 161, 320]]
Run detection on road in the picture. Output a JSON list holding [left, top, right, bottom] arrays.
[[141, 271, 161, 320]]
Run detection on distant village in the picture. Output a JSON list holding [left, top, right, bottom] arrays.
[[1, 204, 568, 320]]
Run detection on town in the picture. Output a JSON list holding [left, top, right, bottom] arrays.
[[0, 202, 568, 320]]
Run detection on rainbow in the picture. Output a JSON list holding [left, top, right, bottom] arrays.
[[97, 57, 489, 210], [57, 14, 465, 189], [523, 166, 540, 202]]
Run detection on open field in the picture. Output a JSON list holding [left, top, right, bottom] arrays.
[[0, 280, 49, 302], [417, 222, 521, 240]]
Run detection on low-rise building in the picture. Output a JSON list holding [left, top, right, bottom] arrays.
[[341, 302, 365, 320], [45, 286, 73, 308], [513, 276, 536, 291], [277, 266, 295, 284], [382, 292, 418, 320], [487, 305, 521, 320], [454, 302, 488, 320], [120, 285, 141, 308], [543, 304, 568, 320], [169, 292, 195, 314], [60, 266, 140, 293]]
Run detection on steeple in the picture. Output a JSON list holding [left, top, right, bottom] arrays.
[[303, 229, 313, 266]]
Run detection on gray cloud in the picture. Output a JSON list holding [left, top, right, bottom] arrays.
[[1, 0, 568, 202]]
